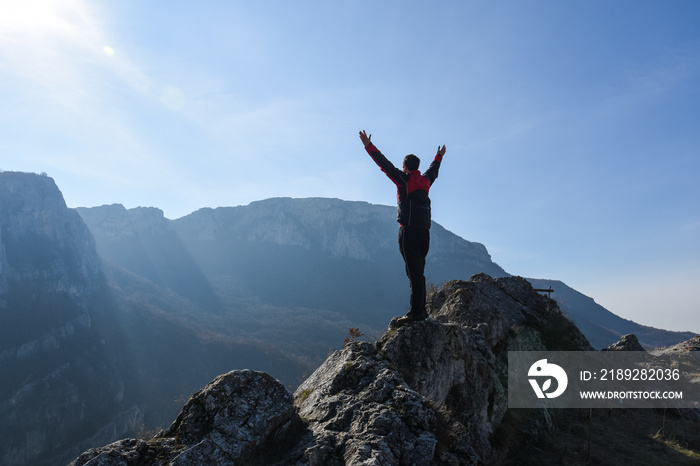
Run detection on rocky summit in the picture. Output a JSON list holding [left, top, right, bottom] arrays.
[[70, 275, 595, 465]]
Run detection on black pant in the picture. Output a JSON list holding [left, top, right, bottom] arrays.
[[398, 226, 430, 317]]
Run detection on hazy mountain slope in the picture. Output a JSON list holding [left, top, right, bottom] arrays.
[[75, 204, 223, 312], [172, 198, 505, 314], [102, 262, 311, 421], [0, 173, 310, 465], [0, 172, 139, 466], [528, 278, 696, 349], [78, 198, 507, 357], [78, 197, 696, 353]]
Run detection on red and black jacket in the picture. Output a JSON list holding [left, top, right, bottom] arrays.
[[365, 143, 442, 229]]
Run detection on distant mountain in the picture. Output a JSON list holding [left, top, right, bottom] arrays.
[[79, 198, 505, 310], [77, 198, 507, 358], [0, 172, 138, 466], [78, 197, 695, 351]]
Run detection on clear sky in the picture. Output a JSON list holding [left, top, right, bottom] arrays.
[[2, 0, 699, 334]]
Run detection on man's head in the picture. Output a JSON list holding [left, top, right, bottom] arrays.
[[403, 154, 420, 172]]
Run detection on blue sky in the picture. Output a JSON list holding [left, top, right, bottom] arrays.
[[2, 1, 699, 333]]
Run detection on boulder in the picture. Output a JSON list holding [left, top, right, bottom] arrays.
[[69, 370, 296, 466], [601, 334, 646, 351]]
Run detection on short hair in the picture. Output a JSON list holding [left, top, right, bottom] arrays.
[[403, 154, 420, 171]]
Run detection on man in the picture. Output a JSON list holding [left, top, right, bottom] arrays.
[[359, 130, 446, 326]]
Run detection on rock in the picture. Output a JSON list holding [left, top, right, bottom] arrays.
[[79, 198, 506, 279], [286, 275, 593, 465], [428, 275, 594, 352], [657, 335, 700, 353], [292, 340, 443, 465], [70, 274, 598, 465], [601, 334, 646, 351], [69, 370, 296, 466], [76, 204, 169, 240], [0, 172, 102, 294]]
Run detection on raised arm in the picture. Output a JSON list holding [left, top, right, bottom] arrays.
[[424, 145, 446, 183], [359, 130, 405, 184]]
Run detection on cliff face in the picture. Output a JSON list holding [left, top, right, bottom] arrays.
[[79, 198, 506, 316], [174, 198, 498, 268], [70, 275, 594, 465], [77, 199, 695, 353], [76, 198, 511, 385], [0, 172, 140, 466], [0, 172, 101, 297]]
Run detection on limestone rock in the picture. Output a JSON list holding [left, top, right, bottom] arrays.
[[601, 334, 646, 351], [428, 274, 594, 352], [658, 335, 700, 353], [71, 274, 598, 465], [76, 204, 169, 240], [69, 370, 295, 466], [286, 275, 594, 465], [292, 340, 443, 465]]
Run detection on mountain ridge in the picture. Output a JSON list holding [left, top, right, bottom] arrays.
[[77, 197, 696, 350], [528, 278, 697, 349]]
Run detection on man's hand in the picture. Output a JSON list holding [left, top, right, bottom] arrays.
[[359, 130, 372, 147], [437, 145, 446, 157]]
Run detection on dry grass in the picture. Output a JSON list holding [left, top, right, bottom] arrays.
[[500, 408, 700, 465]]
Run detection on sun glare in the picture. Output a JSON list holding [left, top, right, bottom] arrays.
[[0, 0, 68, 29], [1, 0, 116, 62]]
